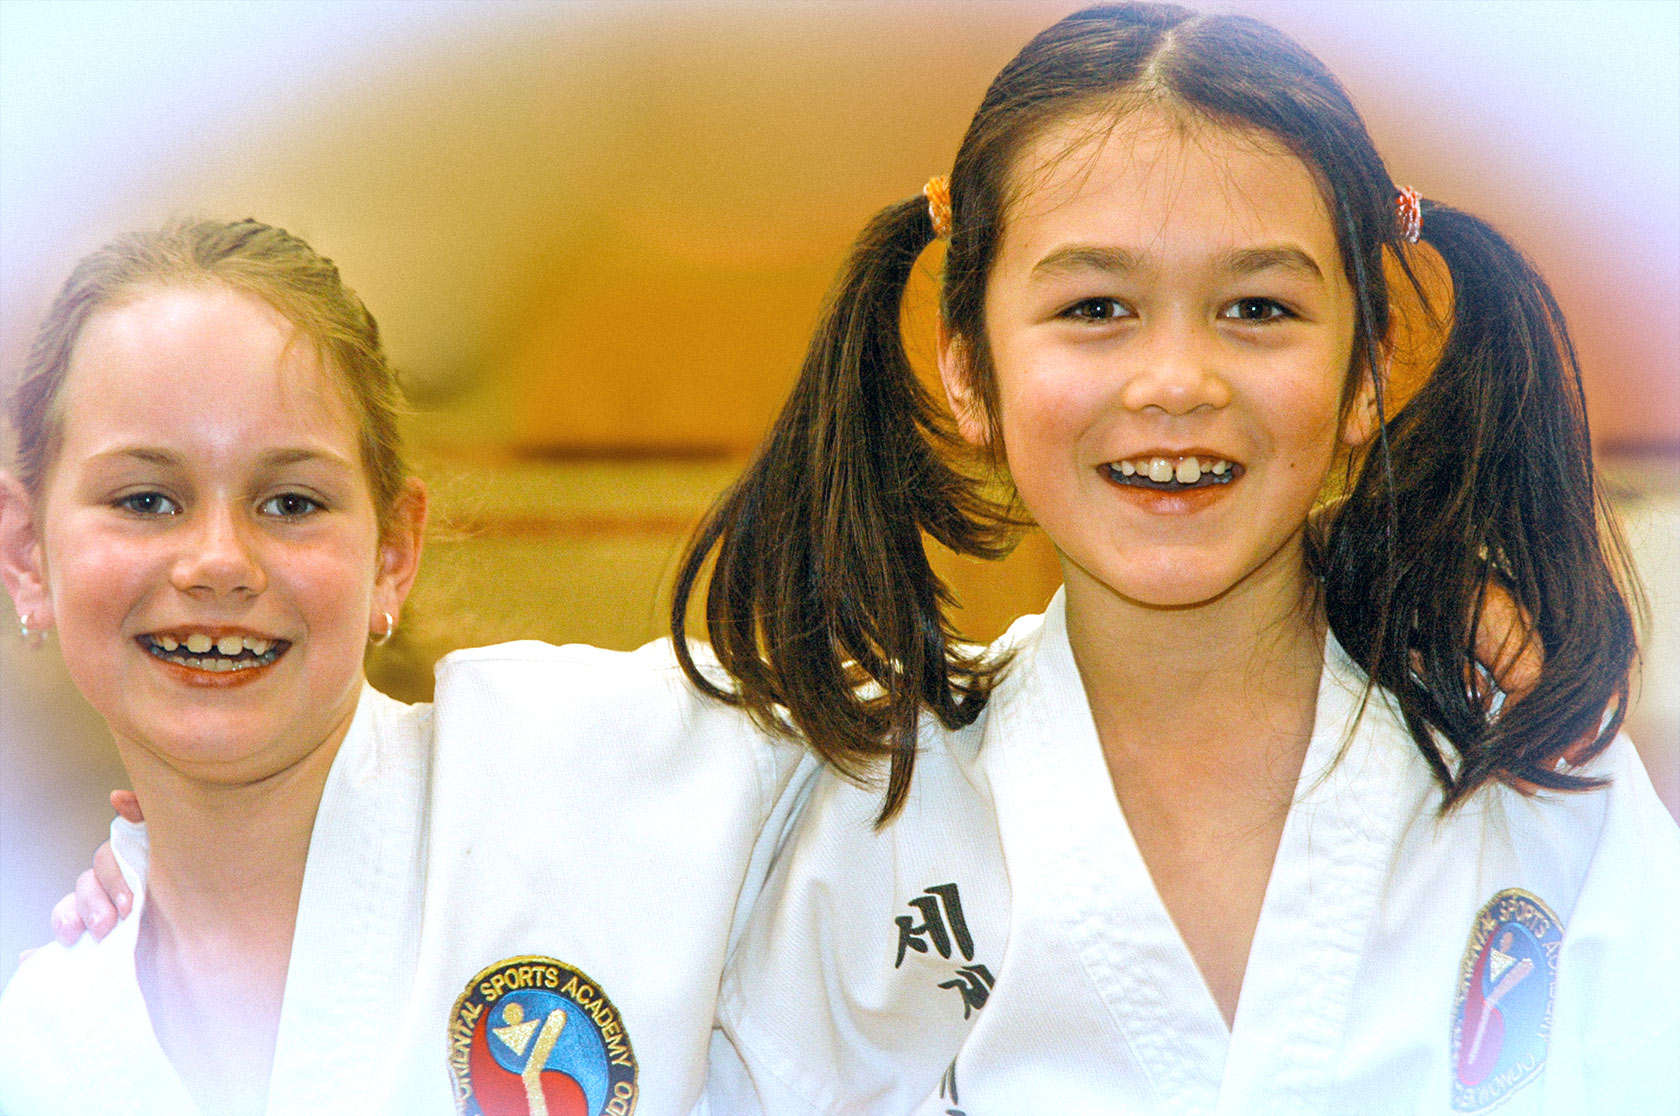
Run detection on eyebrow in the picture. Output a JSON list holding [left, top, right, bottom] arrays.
[[87, 446, 356, 472], [259, 448, 356, 471], [1029, 243, 1325, 282], [1030, 245, 1143, 280], [96, 447, 178, 467], [1224, 245, 1324, 281]]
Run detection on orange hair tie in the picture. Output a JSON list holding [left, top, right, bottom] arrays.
[[923, 174, 953, 239], [1396, 185, 1423, 244]]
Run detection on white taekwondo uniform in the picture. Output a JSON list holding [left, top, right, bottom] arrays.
[[707, 591, 1680, 1116], [0, 639, 815, 1116]]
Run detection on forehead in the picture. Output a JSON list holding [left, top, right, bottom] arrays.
[[1000, 104, 1339, 265], [55, 284, 358, 456]]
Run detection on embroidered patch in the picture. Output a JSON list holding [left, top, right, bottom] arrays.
[[448, 955, 637, 1116], [1450, 889, 1562, 1113]]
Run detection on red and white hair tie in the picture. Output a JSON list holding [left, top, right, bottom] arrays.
[[1395, 185, 1423, 244]]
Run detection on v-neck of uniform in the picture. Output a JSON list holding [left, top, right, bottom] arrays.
[[264, 685, 431, 1113], [984, 590, 1416, 1115]]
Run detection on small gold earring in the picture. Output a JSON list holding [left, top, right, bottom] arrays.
[[369, 611, 396, 647]]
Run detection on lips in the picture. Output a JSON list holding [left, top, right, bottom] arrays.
[[137, 631, 289, 673], [1104, 454, 1242, 491]]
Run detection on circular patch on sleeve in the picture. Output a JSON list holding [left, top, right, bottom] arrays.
[[448, 956, 638, 1116], [1450, 889, 1562, 1113]]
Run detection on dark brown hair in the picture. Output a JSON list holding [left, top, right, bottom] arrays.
[[9, 217, 411, 534], [673, 3, 1637, 820]]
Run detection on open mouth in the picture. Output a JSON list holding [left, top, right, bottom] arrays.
[[1104, 455, 1241, 492], [138, 633, 289, 673]]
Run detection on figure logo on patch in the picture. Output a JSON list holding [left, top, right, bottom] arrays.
[[449, 956, 638, 1116], [1450, 890, 1562, 1113]]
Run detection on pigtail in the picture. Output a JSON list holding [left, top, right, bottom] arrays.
[[672, 197, 1011, 822], [1323, 200, 1637, 805]]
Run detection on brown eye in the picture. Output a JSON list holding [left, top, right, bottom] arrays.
[[1222, 298, 1290, 322], [1065, 298, 1129, 321]]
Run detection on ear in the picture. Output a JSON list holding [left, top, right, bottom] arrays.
[[371, 477, 428, 633], [936, 320, 989, 447], [0, 474, 52, 631], [1340, 347, 1388, 449]]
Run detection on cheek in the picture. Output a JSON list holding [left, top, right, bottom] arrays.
[[291, 533, 382, 629], [1272, 346, 1353, 434], [43, 526, 155, 626], [1256, 373, 1350, 491], [995, 361, 1098, 462]]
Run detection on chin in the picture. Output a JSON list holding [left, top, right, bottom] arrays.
[[1119, 585, 1234, 612], [1088, 555, 1239, 611], [110, 706, 280, 769]]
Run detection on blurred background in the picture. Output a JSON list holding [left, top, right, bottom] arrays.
[[2, 0, 1676, 981]]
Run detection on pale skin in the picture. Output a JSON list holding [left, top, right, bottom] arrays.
[[0, 284, 426, 1115], [942, 107, 1393, 1027]]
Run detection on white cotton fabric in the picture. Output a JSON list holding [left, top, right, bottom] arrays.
[[709, 590, 1680, 1116], [0, 640, 816, 1116]]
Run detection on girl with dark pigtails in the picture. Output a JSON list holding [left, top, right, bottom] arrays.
[[674, 4, 1677, 1112]]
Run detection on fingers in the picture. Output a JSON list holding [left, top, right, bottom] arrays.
[[73, 846, 130, 943], [92, 841, 132, 922], [110, 789, 143, 824], [1473, 583, 1543, 701], [73, 868, 117, 941], [49, 890, 82, 947], [44, 798, 141, 950]]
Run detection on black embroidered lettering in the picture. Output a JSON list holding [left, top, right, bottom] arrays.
[[895, 882, 974, 967], [938, 964, 995, 1018]]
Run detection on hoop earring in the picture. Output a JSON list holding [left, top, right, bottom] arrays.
[[19, 613, 30, 640], [369, 611, 396, 647], [18, 612, 45, 646]]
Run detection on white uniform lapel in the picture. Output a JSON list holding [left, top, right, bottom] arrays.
[[265, 686, 432, 1113], [1215, 637, 1423, 1115], [950, 591, 1229, 1114]]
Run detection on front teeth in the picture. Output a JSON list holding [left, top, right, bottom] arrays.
[[144, 633, 283, 671], [1107, 455, 1236, 488]]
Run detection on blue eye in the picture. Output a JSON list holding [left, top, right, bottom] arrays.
[[259, 493, 324, 518], [1221, 298, 1291, 322], [1063, 298, 1130, 322], [116, 492, 179, 516]]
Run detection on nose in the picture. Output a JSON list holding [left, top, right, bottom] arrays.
[[171, 503, 267, 598], [1119, 316, 1231, 415]]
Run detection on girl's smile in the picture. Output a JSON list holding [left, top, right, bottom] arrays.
[[136, 628, 288, 683], [951, 106, 1372, 615], [29, 283, 404, 783]]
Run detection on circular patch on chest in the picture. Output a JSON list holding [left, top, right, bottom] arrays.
[[448, 955, 638, 1116], [1450, 889, 1562, 1113]]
